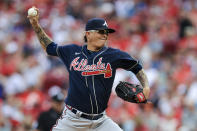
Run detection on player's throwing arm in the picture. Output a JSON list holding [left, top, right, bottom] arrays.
[[27, 7, 52, 50]]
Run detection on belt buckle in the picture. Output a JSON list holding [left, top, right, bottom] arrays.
[[91, 115, 95, 120], [76, 111, 82, 117], [89, 114, 102, 120]]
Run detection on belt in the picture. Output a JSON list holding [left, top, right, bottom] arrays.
[[66, 105, 103, 120]]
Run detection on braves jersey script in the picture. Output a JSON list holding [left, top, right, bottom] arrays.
[[46, 42, 142, 114]]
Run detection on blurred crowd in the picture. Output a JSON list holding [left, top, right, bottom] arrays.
[[1, 0, 197, 130]]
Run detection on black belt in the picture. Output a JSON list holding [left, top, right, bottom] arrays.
[[66, 105, 103, 120]]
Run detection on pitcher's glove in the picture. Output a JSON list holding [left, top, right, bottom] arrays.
[[115, 81, 147, 103]]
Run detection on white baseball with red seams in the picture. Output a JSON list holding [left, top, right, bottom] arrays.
[[28, 7, 37, 16]]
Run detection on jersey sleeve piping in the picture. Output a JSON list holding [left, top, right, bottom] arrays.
[[56, 46, 61, 57], [126, 60, 138, 70]]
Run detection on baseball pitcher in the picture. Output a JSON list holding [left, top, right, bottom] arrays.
[[28, 6, 150, 131]]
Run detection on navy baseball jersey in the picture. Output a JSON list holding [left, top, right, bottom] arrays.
[[46, 42, 142, 114]]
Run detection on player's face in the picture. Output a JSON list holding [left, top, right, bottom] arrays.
[[86, 30, 108, 50]]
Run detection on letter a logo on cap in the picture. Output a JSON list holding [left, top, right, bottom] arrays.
[[103, 21, 108, 27]]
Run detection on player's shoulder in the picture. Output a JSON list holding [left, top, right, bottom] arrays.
[[106, 47, 132, 59], [59, 43, 81, 48], [107, 47, 127, 54], [38, 110, 49, 120]]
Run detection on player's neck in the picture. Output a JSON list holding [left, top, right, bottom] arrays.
[[87, 43, 104, 52]]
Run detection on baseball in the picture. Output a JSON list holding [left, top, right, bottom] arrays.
[[28, 7, 37, 16]]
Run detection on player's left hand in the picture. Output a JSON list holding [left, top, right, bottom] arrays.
[[115, 81, 148, 103]]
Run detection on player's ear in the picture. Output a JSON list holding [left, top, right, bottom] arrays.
[[85, 31, 90, 36]]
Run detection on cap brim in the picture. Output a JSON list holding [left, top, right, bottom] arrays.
[[93, 27, 116, 33], [106, 28, 116, 33]]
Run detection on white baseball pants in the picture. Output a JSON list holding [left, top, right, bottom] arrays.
[[52, 106, 123, 131]]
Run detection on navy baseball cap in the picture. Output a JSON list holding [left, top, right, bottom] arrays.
[[85, 18, 115, 33]]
